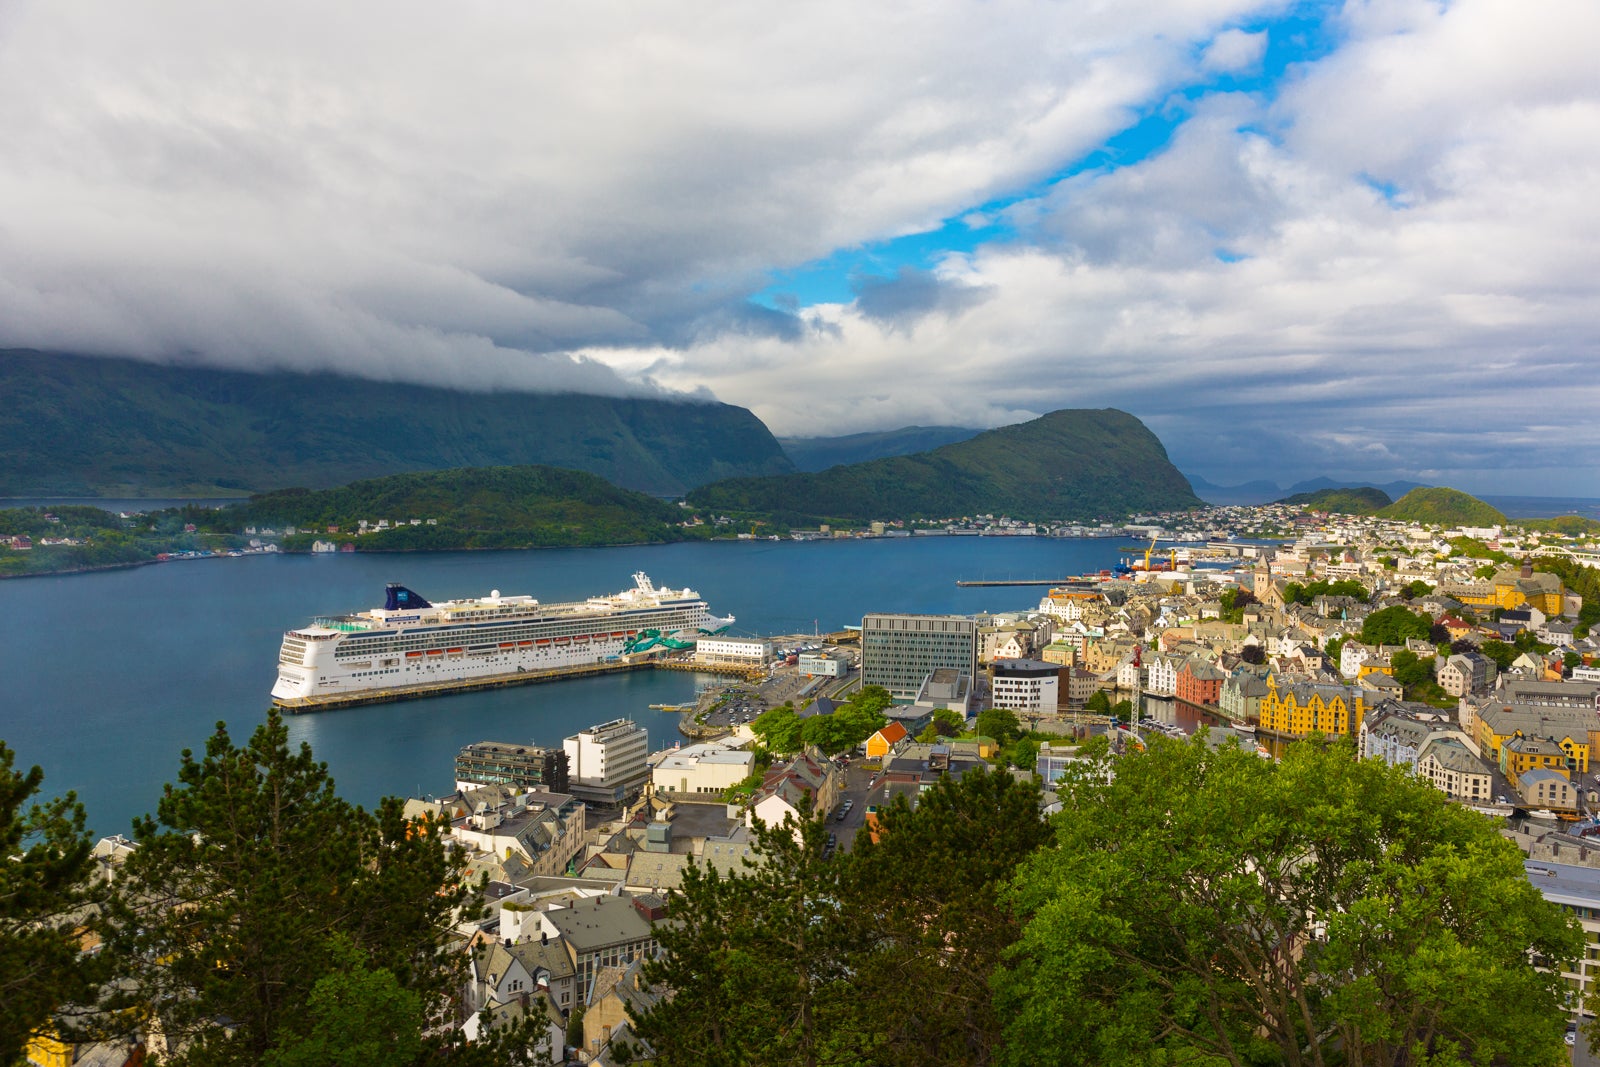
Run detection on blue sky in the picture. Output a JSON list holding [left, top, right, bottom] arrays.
[[0, 0, 1596, 494]]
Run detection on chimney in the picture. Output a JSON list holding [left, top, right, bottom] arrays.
[[1521, 562, 1533, 579]]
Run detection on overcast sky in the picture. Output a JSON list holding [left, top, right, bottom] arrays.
[[1, 0, 1596, 494]]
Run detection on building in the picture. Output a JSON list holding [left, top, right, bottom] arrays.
[[565, 718, 650, 807], [912, 668, 973, 715], [693, 637, 771, 667], [1175, 658, 1226, 707], [1414, 737, 1493, 801], [1258, 677, 1366, 739], [537, 893, 663, 1001], [1437, 652, 1491, 698], [1518, 768, 1578, 811], [865, 721, 910, 759], [860, 613, 978, 700], [448, 789, 587, 879], [797, 650, 850, 677], [650, 742, 754, 795], [990, 658, 1061, 714], [749, 752, 840, 839], [455, 741, 570, 794]]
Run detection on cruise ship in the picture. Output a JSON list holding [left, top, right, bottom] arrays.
[[271, 573, 731, 706]]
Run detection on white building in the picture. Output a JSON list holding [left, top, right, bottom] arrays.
[[564, 718, 649, 806], [1146, 654, 1178, 697], [798, 651, 849, 677], [694, 637, 771, 667], [651, 742, 754, 795], [990, 659, 1061, 714]]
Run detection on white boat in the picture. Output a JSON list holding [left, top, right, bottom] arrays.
[[271, 572, 732, 704]]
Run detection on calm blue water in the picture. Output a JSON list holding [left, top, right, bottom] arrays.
[[0, 537, 1125, 836]]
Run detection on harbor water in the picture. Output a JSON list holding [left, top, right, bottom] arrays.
[[1, 536, 1129, 836]]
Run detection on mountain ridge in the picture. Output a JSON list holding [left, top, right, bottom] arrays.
[[689, 408, 1201, 522], [0, 349, 794, 498]]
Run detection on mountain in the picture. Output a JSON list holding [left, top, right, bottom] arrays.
[[778, 425, 985, 472], [0, 349, 794, 498], [1286, 476, 1429, 499], [1377, 487, 1507, 526], [1278, 487, 1393, 514], [687, 409, 1201, 523], [214, 465, 693, 549], [1185, 474, 1284, 506]]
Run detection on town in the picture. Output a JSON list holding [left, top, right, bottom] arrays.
[[23, 499, 1600, 1064]]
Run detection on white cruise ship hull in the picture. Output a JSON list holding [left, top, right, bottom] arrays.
[[271, 573, 731, 705]]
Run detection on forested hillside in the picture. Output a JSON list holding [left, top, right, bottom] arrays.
[[0, 349, 793, 498]]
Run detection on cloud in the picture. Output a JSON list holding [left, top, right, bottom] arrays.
[[0, 0, 1265, 392], [0, 0, 1595, 494], [1201, 28, 1268, 73]]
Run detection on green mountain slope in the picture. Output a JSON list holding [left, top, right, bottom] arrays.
[[688, 409, 1201, 522], [778, 425, 984, 472], [1279, 487, 1393, 514], [1378, 487, 1507, 526], [0, 349, 793, 498], [210, 466, 693, 549]]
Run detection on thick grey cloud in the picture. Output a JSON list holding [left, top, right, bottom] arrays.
[[0, 0, 1595, 493]]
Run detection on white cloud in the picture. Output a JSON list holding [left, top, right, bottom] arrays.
[[1200, 28, 1267, 73], [0, 0, 1595, 493]]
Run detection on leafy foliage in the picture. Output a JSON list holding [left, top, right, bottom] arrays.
[[101, 712, 496, 1067], [0, 348, 793, 497], [1360, 604, 1434, 646], [0, 744, 100, 1064], [1378, 486, 1508, 526], [687, 409, 1202, 523], [634, 768, 1048, 1066], [998, 735, 1582, 1067], [1281, 577, 1369, 605]]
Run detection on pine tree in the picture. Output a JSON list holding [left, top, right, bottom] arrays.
[[101, 712, 482, 1066], [0, 742, 99, 1065]]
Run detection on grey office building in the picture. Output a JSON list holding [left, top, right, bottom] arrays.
[[861, 613, 978, 700]]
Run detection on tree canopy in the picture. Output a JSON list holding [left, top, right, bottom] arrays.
[[998, 734, 1581, 1067], [0, 743, 100, 1064], [100, 711, 509, 1067]]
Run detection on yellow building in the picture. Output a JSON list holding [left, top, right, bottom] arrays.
[[1475, 704, 1591, 777], [1259, 676, 1366, 739], [1491, 564, 1565, 615], [1500, 734, 1578, 780]]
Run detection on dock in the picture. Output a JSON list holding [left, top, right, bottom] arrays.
[[272, 656, 760, 713], [955, 578, 1104, 588]]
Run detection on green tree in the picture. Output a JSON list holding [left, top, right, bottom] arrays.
[[1083, 690, 1112, 713], [842, 769, 1050, 1066], [751, 706, 804, 753], [633, 801, 862, 1066], [1480, 639, 1518, 671], [1359, 604, 1433, 646], [261, 936, 423, 1067], [102, 712, 485, 1067], [930, 709, 965, 736], [1389, 649, 1435, 690], [999, 736, 1581, 1067], [975, 707, 1022, 746], [0, 744, 100, 1065]]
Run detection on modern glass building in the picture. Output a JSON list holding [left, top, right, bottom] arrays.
[[860, 613, 978, 700]]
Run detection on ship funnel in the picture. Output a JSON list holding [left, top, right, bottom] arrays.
[[385, 584, 433, 611]]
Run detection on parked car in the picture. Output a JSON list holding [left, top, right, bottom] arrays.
[[835, 799, 853, 821]]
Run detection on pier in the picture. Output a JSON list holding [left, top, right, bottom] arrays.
[[955, 578, 1103, 588]]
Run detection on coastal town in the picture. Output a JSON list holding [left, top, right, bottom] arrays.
[[29, 500, 1600, 1063]]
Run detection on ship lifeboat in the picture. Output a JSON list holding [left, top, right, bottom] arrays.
[[627, 630, 638, 636], [446, 647, 463, 653], [535, 639, 551, 646], [573, 635, 589, 643], [499, 642, 515, 649], [518, 640, 534, 647], [554, 637, 570, 644], [405, 651, 423, 659], [426, 649, 443, 656], [611, 631, 625, 638]]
